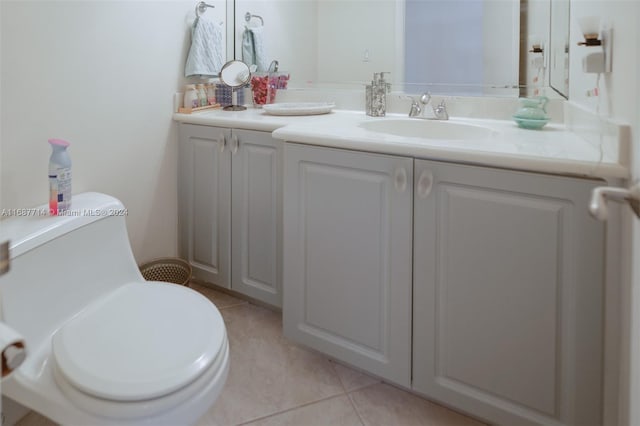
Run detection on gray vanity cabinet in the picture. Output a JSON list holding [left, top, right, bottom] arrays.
[[231, 128, 282, 307], [283, 143, 413, 387], [179, 123, 282, 307], [179, 124, 231, 288], [412, 159, 605, 426]]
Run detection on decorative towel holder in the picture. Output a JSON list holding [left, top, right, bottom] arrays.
[[196, 1, 214, 17], [245, 12, 264, 26]]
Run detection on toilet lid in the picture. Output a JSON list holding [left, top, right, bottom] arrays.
[[52, 282, 226, 402]]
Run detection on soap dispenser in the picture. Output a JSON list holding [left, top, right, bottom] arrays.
[[366, 72, 391, 117]]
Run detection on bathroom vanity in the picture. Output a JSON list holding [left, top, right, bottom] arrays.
[[175, 106, 628, 426], [179, 125, 282, 307], [282, 142, 604, 426]]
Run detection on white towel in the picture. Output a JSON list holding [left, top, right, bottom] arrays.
[[241, 26, 269, 72], [185, 16, 224, 78]]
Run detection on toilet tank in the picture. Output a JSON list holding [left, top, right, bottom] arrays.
[[0, 193, 144, 356]]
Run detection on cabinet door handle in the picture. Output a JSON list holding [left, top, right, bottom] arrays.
[[394, 167, 407, 193], [417, 170, 433, 199], [231, 135, 239, 155], [219, 132, 226, 153]]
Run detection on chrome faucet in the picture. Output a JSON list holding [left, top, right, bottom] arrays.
[[408, 92, 449, 120]]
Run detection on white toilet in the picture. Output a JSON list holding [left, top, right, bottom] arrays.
[[0, 192, 229, 425]]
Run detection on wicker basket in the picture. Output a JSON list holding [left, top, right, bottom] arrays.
[[139, 258, 192, 286]]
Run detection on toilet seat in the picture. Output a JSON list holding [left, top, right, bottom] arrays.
[[52, 282, 226, 403], [51, 335, 229, 421]]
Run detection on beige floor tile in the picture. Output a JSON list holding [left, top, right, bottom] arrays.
[[243, 395, 363, 426], [15, 411, 58, 426], [197, 304, 345, 426], [15, 296, 483, 426], [349, 383, 485, 426], [190, 282, 248, 309], [331, 361, 380, 392]]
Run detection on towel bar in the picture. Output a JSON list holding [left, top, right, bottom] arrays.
[[196, 1, 214, 17], [245, 12, 264, 26]]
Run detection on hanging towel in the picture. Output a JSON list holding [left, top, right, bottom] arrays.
[[185, 16, 224, 78], [241, 26, 269, 72]]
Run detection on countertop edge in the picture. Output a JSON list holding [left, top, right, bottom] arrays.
[[273, 130, 628, 181], [173, 110, 629, 181]]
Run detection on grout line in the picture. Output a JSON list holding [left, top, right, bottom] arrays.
[[188, 285, 250, 310], [346, 390, 367, 426], [328, 359, 382, 394], [329, 359, 370, 426], [328, 359, 350, 394], [216, 301, 249, 310], [233, 357, 348, 425], [347, 380, 379, 394], [235, 393, 349, 426]]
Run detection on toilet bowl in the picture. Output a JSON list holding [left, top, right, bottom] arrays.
[[0, 193, 229, 425]]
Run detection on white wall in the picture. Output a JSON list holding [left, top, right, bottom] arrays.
[[569, 0, 638, 119], [0, 0, 204, 263]]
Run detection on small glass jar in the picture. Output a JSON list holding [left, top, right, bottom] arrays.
[[206, 83, 216, 106], [183, 84, 199, 109], [196, 84, 207, 107], [250, 74, 277, 107]]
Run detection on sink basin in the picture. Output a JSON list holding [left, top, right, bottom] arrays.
[[360, 119, 494, 140]]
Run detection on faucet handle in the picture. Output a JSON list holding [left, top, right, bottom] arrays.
[[434, 100, 449, 120], [408, 97, 422, 117]]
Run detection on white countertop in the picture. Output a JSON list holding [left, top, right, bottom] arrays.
[[173, 108, 629, 180]]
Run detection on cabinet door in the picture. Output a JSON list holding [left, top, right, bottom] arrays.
[[231, 129, 282, 307], [283, 143, 413, 386], [413, 159, 604, 426], [179, 123, 231, 288]]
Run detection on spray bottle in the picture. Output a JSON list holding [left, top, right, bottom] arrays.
[[48, 139, 72, 215]]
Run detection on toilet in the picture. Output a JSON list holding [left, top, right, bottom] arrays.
[[0, 192, 229, 425]]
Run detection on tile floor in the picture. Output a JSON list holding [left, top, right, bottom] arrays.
[[17, 283, 485, 426]]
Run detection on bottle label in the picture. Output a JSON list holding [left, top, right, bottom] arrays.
[[49, 167, 72, 215]]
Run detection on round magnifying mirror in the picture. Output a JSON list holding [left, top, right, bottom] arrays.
[[219, 60, 251, 111]]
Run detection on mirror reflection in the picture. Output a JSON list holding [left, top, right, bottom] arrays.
[[549, 0, 570, 97], [232, 0, 570, 98], [220, 60, 251, 87], [404, 0, 519, 96]]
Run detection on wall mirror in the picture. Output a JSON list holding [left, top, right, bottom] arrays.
[[231, 0, 570, 98]]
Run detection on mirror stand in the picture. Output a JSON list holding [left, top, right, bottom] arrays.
[[223, 88, 247, 111], [219, 60, 251, 111]]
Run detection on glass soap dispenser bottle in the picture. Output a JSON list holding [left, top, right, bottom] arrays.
[[366, 72, 391, 117]]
